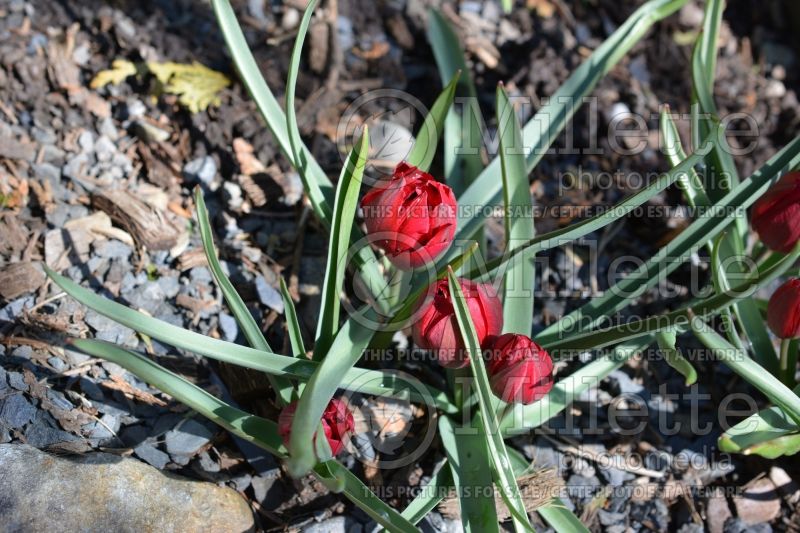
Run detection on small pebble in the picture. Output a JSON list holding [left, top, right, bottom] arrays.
[[157, 275, 180, 299], [8, 372, 28, 392], [79, 377, 105, 402], [197, 451, 221, 473], [62, 153, 90, 183], [218, 312, 239, 342], [94, 135, 116, 162], [255, 276, 284, 313], [125, 98, 146, 119], [165, 419, 214, 464], [77, 130, 95, 153], [0, 394, 37, 429], [85, 309, 137, 346], [11, 346, 33, 360], [25, 413, 80, 449], [126, 282, 167, 315], [0, 296, 35, 323], [46, 390, 73, 411], [281, 7, 300, 30], [230, 473, 252, 492], [99, 117, 119, 140], [134, 443, 170, 469], [302, 516, 349, 533], [724, 518, 772, 533], [47, 357, 68, 373], [223, 181, 244, 210], [189, 267, 213, 286], [94, 240, 132, 261], [183, 156, 217, 186], [33, 162, 61, 185], [251, 470, 280, 503]]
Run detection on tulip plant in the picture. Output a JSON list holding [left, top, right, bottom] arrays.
[[44, 0, 800, 530]]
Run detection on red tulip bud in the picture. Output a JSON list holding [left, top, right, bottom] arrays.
[[361, 162, 457, 270], [484, 333, 554, 404], [767, 278, 800, 339], [751, 171, 800, 253], [412, 278, 503, 368], [278, 398, 354, 456]]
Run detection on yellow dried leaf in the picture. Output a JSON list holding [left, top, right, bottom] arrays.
[[90, 59, 137, 89], [146, 61, 230, 113], [526, 0, 555, 18]]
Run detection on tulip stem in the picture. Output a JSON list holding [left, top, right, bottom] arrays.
[[780, 338, 792, 385]]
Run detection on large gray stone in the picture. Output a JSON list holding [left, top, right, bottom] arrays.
[[0, 444, 254, 532]]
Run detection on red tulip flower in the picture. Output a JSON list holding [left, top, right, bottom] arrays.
[[752, 171, 800, 253], [767, 278, 800, 339], [361, 162, 457, 270], [278, 398, 354, 456], [413, 277, 503, 369], [484, 333, 554, 404]]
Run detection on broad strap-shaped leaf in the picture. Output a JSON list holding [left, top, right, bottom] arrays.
[[691, 36, 719, 120], [698, 0, 724, 89], [438, 415, 501, 533], [734, 433, 800, 459], [718, 400, 800, 459], [211, 0, 328, 215], [447, 269, 535, 531], [661, 109, 757, 368], [446, 0, 690, 252], [717, 400, 800, 459], [538, 501, 590, 533], [433, 425, 587, 532], [692, 10, 743, 202], [690, 3, 776, 372], [401, 464, 454, 525], [691, 5, 748, 240], [427, 8, 484, 196], [659, 106, 710, 211], [285, 0, 326, 218], [44, 266, 458, 413], [497, 84, 535, 336], [195, 188, 294, 405], [76, 339, 417, 532], [407, 73, 461, 172], [709, 233, 748, 353], [655, 330, 697, 386], [467, 151, 705, 281], [314, 461, 419, 533], [537, 133, 800, 347], [209, 0, 390, 313], [287, 305, 380, 477], [71, 339, 285, 455], [314, 131, 369, 359], [543, 245, 800, 356], [690, 318, 800, 426], [279, 276, 306, 357]]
